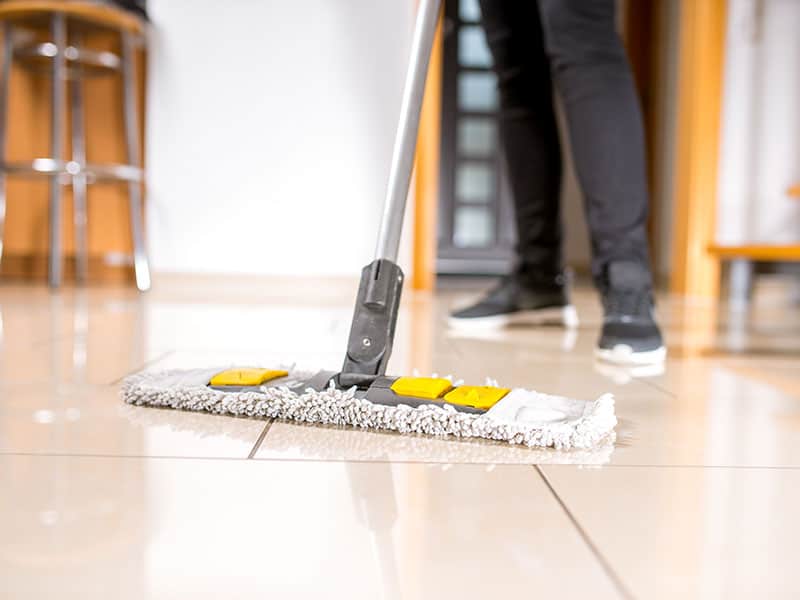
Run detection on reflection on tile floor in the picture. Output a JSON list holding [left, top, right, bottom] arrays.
[[256, 420, 616, 465], [1, 455, 618, 599], [2, 275, 800, 598], [0, 384, 266, 457], [541, 465, 800, 600]]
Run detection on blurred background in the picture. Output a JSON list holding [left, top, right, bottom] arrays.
[[0, 0, 798, 306]]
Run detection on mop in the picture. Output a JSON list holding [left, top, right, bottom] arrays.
[[121, 0, 616, 451]]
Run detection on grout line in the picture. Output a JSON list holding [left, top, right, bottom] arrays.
[[0, 452, 253, 461], [247, 420, 274, 459], [109, 350, 176, 385], [535, 465, 636, 600], [637, 376, 677, 398], [5, 450, 800, 470], [542, 463, 800, 470]]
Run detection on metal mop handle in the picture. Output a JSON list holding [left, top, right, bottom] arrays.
[[374, 0, 442, 263], [338, 0, 442, 388]]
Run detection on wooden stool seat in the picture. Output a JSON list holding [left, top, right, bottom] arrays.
[[0, 1, 144, 35], [709, 245, 800, 262]]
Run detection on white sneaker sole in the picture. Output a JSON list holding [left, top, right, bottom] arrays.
[[448, 305, 579, 331], [595, 344, 667, 366]]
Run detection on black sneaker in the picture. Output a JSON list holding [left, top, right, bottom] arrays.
[[448, 271, 578, 330], [596, 261, 666, 365]]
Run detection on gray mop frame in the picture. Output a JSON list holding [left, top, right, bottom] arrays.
[[333, 0, 450, 398]]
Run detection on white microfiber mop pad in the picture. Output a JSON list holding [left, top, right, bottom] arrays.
[[121, 369, 616, 450]]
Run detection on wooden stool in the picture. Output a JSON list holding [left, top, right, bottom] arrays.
[[0, 1, 150, 290]]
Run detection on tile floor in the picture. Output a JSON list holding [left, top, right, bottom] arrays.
[[1, 275, 799, 599]]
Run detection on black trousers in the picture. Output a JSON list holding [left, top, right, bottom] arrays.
[[478, 0, 651, 283]]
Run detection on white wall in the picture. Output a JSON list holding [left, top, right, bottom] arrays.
[[145, 1, 415, 277], [717, 0, 800, 244]]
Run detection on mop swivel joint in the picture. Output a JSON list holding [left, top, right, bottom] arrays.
[[337, 259, 404, 389]]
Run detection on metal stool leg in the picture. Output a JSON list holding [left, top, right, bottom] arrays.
[[0, 24, 12, 269], [48, 13, 67, 287], [121, 31, 150, 291], [70, 35, 88, 284], [728, 258, 754, 311]]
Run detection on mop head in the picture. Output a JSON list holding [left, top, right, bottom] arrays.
[[121, 368, 616, 450]]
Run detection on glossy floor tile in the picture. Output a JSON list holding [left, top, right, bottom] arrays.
[[540, 465, 800, 600], [0, 454, 621, 599], [256, 420, 616, 465], [3, 275, 800, 598], [0, 383, 265, 458], [0, 295, 157, 386]]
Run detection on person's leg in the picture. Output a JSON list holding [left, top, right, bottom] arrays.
[[536, 0, 650, 282], [478, 0, 563, 278], [537, 0, 664, 363], [450, 0, 578, 330]]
